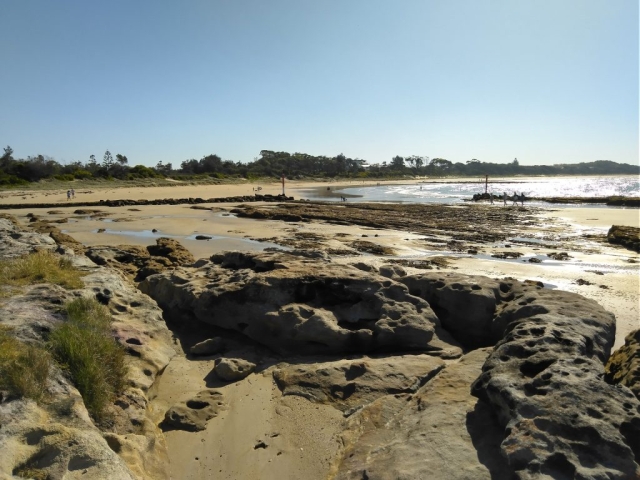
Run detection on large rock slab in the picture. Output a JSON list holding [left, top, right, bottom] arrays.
[[0, 400, 137, 480], [0, 217, 56, 259], [139, 251, 457, 356], [470, 281, 640, 478], [333, 349, 512, 479], [274, 355, 444, 413]]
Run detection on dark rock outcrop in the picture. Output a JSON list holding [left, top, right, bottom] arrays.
[[190, 337, 225, 356], [607, 225, 640, 252], [86, 237, 195, 281], [606, 329, 640, 401], [0, 194, 294, 211]]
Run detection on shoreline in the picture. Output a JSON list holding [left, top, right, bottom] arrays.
[[1, 176, 637, 209]]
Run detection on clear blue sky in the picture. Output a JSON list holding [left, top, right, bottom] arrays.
[[1, 0, 638, 167]]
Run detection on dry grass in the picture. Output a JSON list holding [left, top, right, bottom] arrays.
[[49, 297, 127, 420], [0, 326, 51, 401], [0, 250, 85, 291]]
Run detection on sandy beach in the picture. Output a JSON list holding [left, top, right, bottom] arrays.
[[1, 180, 638, 479]]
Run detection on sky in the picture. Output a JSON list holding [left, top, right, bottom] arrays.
[[1, 0, 638, 167]]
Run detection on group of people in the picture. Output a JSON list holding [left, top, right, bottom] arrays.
[[486, 191, 526, 206], [66, 188, 75, 200]]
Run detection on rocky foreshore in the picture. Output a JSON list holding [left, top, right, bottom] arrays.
[[470, 193, 640, 207], [0, 193, 294, 211], [1, 218, 639, 479]]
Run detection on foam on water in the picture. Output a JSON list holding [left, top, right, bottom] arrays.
[[310, 176, 639, 206]]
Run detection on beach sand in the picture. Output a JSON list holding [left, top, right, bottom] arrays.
[[2, 180, 638, 479]]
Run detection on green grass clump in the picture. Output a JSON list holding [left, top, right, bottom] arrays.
[[0, 250, 85, 291], [0, 327, 51, 401], [48, 297, 127, 420]]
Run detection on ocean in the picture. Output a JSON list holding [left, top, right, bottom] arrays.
[[305, 175, 640, 206]]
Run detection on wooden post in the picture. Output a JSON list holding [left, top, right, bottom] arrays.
[[281, 173, 285, 196], [485, 175, 488, 194]]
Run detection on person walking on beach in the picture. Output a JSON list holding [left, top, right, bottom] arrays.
[[512, 191, 519, 206], [66, 190, 71, 201], [71, 188, 75, 199], [520, 192, 525, 206], [503, 192, 508, 206]]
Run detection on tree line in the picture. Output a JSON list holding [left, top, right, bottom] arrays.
[[0, 146, 637, 186]]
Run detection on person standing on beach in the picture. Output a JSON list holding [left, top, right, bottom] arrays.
[[503, 192, 508, 206], [512, 191, 519, 206], [71, 188, 75, 199], [66, 190, 71, 201]]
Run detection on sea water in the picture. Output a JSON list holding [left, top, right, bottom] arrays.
[[310, 176, 639, 206]]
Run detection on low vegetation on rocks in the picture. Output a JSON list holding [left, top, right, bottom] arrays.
[[0, 326, 51, 401], [0, 250, 85, 297], [0, 251, 127, 421], [49, 297, 127, 420]]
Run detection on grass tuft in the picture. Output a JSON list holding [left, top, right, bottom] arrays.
[[0, 327, 51, 401], [0, 250, 85, 291], [48, 297, 127, 420]]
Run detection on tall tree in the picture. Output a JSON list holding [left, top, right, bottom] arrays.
[[391, 155, 405, 169], [102, 150, 114, 171], [115, 154, 128, 165]]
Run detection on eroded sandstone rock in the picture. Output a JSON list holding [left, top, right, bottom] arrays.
[[139, 251, 456, 356], [274, 355, 444, 413], [606, 329, 640, 401], [470, 283, 640, 478], [215, 358, 256, 381], [190, 337, 225, 356], [162, 390, 226, 432], [86, 237, 195, 281], [333, 349, 513, 480]]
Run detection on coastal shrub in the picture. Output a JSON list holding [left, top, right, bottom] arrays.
[[49, 297, 127, 420], [0, 174, 29, 186], [72, 169, 93, 179], [53, 174, 75, 181], [0, 250, 85, 291], [0, 327, 51, 401]]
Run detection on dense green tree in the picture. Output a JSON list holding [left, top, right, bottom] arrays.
[[391, 155, 405, 169]]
